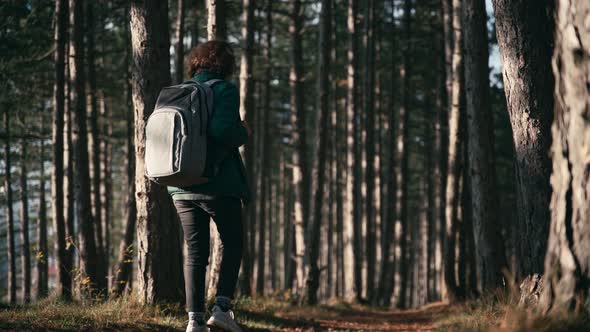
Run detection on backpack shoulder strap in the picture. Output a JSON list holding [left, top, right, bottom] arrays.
[[198, 79, 223, 118], [203, 79, 223, 88]]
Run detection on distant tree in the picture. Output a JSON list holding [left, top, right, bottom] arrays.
[[130, 0, 185, 304], [175, 0, 185, 83], [492, 0, 554, 279], [4, 111, 16, 304], [206, 0, 226, 40], [18, 114, 31, 303], [540, 0, 590, 315]]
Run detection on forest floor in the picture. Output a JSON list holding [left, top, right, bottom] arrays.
[[0, 295, 588, 331]]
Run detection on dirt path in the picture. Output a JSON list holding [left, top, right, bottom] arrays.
[[242, 302, 449, 332]]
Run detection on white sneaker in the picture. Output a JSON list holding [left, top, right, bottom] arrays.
[[206, 305, 242, 332], [186, 320, 210, 332]]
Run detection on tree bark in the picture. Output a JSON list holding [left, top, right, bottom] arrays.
[[305, 0, 331, 305], [397, 0, 412, 309], [462, 0, 507, 291], [539, 0, 590, 315], [237, 0, 255, 297], [206, 0, 226, 41], [175, 0, 185, 83], [491, 0, 554, 279], [130, 0, 185, 304], [442, 0, 462, 303], [69, 0, 100, 296], [37, 135, 48, 299], [19, 129, 31, 303], [4, 111, 16, 304], [51, 0, 72, 301]]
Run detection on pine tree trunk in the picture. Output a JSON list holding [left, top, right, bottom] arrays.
[[130, 0, 185, 304], [491, 0, 554, 279], [397, 0, 412, 309], [175, 0, 185, 83], [364, 0, 377, 304], [4, 111, 16, 304], [206, 0, 226, 41], [442, 0, 462, 303], [345, 0, 362, 302], [290, 0, 309, 296], [463, 0, 507, 291], [539, 0, 590, 315], [305, 0, 331, 305], [86, 1, 107, 294], [51, 0, 72, 301], [19, 133, 31, 303], [113, 19, 136, 296], [69, 0, 100, 296], [37, 136, 48, 299], [237, 0, 254, 297], [99, 94, 112, 289]]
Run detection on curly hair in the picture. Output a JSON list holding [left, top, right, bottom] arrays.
[[186, 40, 236, 78]]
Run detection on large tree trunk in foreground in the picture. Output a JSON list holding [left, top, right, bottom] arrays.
[[206, 0, 226, 40], [305, 0, 331, 306], [4, 111, 16, 304], [130, 0, 185, 304], [539, 0, 590, 315], [51, 0, 72, 301], [69, 0, 100, 296], [462, 0, 507, 292], [443, 0, 461, 303], [491, 0, 554, 279], [19, 134, 31, 303]]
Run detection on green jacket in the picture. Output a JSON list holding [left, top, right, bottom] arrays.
[[167, 72, 251, 202]]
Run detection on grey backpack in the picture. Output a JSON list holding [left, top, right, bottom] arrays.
[[145, 79, 221, 186]]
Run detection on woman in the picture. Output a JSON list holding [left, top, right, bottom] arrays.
[[168, 40, 250, 332]]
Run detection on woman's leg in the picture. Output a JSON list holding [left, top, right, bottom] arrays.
[[174, 200, 211, 313], [198, 197, 243, 302]]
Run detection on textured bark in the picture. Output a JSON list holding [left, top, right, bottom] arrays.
[[206, 0, 226, 40], [37, 137, 48, 299], [237, 0, 254, 297], [442, 0, 461, 303], [51, 0, 72, 301], [19, 133, 31, 303], [99, 94, 112, 289], [364, 0, 377, 304], [86, 1, 107, 294], [491, 0, 554, 278], [462, 0, 507, 291], [69, 0, 100, 295], [539, 0, 590, 315], [113, 16, 136, 297], [174, 0, 185, 83], [4, 111, 16, 304], [397, 0, 412, 309], [305, 0, 331, 305], [345, 0, 361, 302], [130, 0, 185, 304]]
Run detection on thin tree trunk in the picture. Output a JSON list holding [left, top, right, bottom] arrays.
[[4, 111, 16, 304], [86, 1, 107, 294], [175, 0, 185, 83], [305, 0, 331, 305], [463, 0, 507, 291], [443, 0, 462, 303], [539, 0, 590, 315], [364, 0, 377, 304], [37, 134, 48, 299], [19, 129, 31, 303], [345, 0, 362, 302], [99, 94, 112, 290], [491, 0, 554, 279], [130, 0, 185, 304], [397, 0, 412, 309], [237, 0, 254, 297], [51, 0, 72, 301], [206, 0, 226, 41]]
